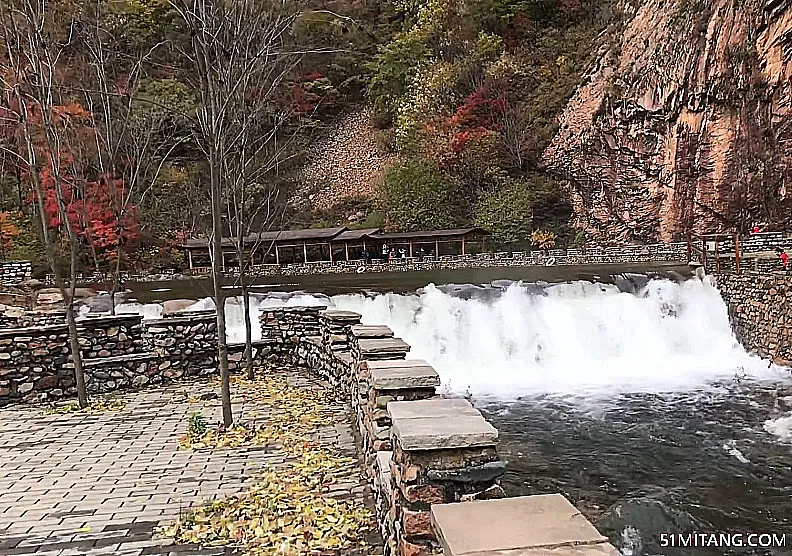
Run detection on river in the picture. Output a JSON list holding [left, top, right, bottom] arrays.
[[118, 263, 792, 555]]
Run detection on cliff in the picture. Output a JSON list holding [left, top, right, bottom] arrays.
[[544, 0, 792, 242]]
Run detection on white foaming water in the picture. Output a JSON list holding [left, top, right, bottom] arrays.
[[331, 278, 784, 398], [116, 302, 163, 320], [764, 415, 792, 443], [116, 294, 329, 344]]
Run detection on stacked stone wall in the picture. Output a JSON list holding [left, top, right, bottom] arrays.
[[33, 242, 690, 284], [0, 261, 32, 286], [0, 311, 66, 328], [715, 272, 792, 364]]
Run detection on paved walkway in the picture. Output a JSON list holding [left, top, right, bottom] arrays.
[[0, 370, 371, 555]]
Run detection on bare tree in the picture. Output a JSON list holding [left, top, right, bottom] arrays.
[[0, 0, 89, 407], [77, 6, 191, 314], [169, 0, 307, 426]]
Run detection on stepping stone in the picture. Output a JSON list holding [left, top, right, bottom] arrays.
[[387, 398, 479, 421], [431, 494, 618, 556], [322, 309, 362, 322], [358, 337, 410, 357], [370, 360, 440, 389], [351, 324, 394, 338], [392, 413, 498, 450]]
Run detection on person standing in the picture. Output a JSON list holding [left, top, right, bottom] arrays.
[[777, 247, 788, 271]]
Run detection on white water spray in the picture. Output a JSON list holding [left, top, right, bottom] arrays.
[[332, 278, 783, 398]]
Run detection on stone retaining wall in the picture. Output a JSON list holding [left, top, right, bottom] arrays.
[[213, 242, 689, 278], [255, 306, 508, 555], [32, 242, 689, 283], [715, 272, 792, 364], [0, 313, 226, 404], [0, 261, 32, 286], [0, 310, 66, 328]]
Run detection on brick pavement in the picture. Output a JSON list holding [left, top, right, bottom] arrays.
[[0, 370, 371, 556]]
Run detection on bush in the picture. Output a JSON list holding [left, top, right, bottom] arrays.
[[531, 228, 557, 251], [381, 159, 468, 231], [475, 180, 533, 246]]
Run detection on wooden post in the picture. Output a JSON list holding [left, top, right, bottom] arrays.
[[275, 245, 280, 265], [734, 233, 740, 274], [409, 240, 414, 258], [462, 237, 466, 255], [715, 237, 720, 272], [303, 242, 308, 263], [345, 243, 350, 261], [435, 239, 440, 257], [329, 242, 333, 263], [188, 250, 194, 271]]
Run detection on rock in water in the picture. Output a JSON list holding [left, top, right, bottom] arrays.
[[598, 495, 704, 556], [163, 299, 199, 314]]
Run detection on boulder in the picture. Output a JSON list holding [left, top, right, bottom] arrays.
[[163, 299, 198, 314]]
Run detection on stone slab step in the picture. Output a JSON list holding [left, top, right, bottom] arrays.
[[358, 337, 410, 356], [430, 494, 616, 556], [351, 325, 395, 338], [387, 398, 479, 421], [322, 309, 362, 322], [370, 361, 439, 390], [392, 413, 498, 450]]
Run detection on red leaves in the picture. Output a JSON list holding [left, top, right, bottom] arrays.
[[34, 172, 140, 258], [447, 86, 507, 131], [290, 83, 319, 114]]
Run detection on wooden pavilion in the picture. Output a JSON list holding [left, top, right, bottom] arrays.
[[179, 226, 489, 271], [371, 227, 488, 257]]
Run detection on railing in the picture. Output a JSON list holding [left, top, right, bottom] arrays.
[[689, 231, 792, 274]]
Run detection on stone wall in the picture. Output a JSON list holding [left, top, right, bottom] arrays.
[[715, 272, 792, 365], [0, 313, 225, 404], [36, 242, 690, 283], [215, 242, 690, 278], [0, 310, 66, 328], [1, 261, 32, 286]]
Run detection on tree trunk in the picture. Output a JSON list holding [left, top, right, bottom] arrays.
[[242, 279, 254, 380], [210, 158, 233, 428], [109, 254, 122, 316], [64, 300, 88, 408], [237, 239, 255, 380]]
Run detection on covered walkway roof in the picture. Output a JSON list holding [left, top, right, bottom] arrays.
[[372, 227, 487, 241], [179, 226, 488, 250]]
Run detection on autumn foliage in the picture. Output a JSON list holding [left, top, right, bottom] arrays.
[[8, 99, 141, 267], [0, 211, 20, 252]]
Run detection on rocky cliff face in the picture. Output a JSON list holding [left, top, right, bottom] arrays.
[[544, 0, 792, 242]]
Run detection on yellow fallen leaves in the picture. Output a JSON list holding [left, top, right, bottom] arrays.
[[178, 423, 272, 450], [45, 397, 127, 414], [165, 463, 374, 555], [167, 369, 376, 554]]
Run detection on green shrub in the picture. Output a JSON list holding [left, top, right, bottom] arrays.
[[475, 180, 533, 246], [381, 159, 468, 231]]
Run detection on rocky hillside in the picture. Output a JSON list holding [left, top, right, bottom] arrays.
[[544, 0, 792, 242]]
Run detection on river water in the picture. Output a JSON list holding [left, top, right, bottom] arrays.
[[118, 264, 792, 555]]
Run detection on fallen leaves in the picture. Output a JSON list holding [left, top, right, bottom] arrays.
[[45, 397, 127, 414], [166, 369, 377, 555]]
